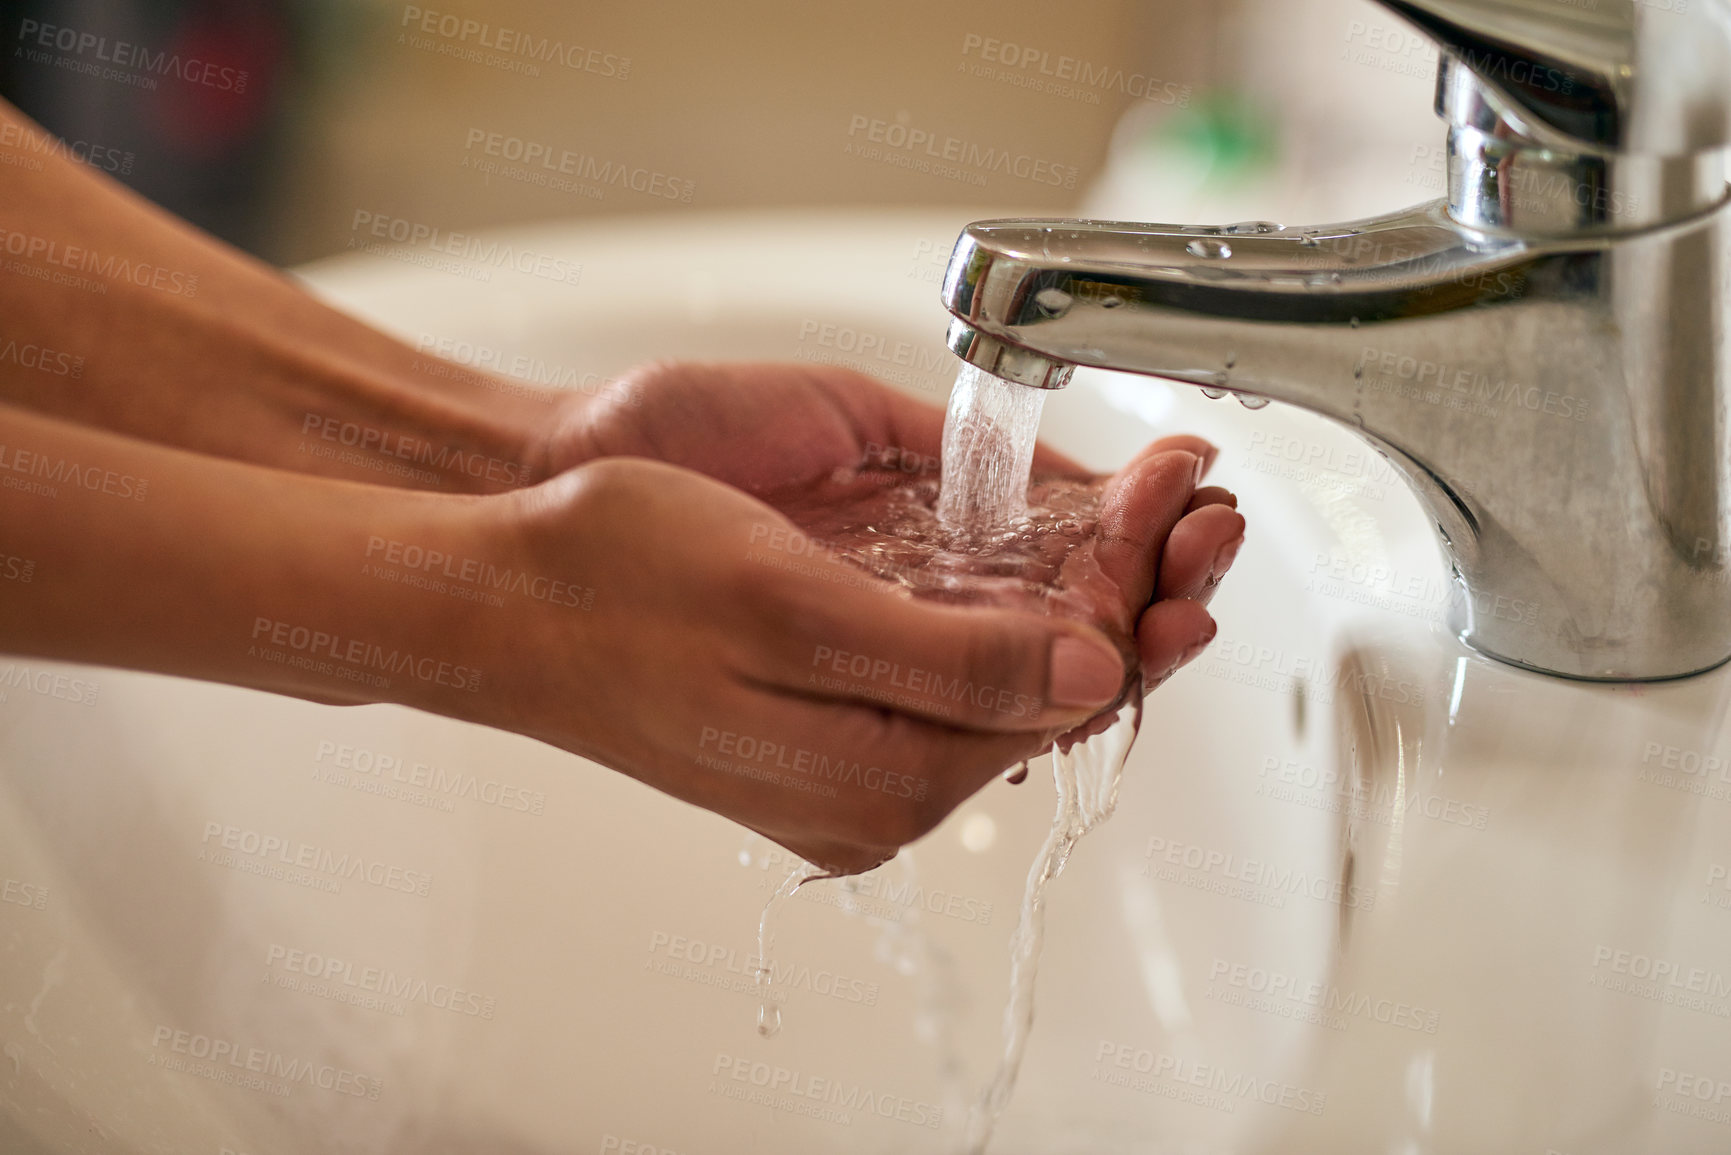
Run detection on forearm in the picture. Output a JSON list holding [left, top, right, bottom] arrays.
[[0, 99, 567, 494], [0, 401, 507, 720]]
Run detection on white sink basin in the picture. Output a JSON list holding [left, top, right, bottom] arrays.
[[2, 210, 1729, 1154]]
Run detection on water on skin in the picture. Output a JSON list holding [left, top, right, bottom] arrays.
[[761, 363, 1145, 1152]]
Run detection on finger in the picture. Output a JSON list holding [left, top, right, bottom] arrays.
[[1188, 486, 1237, 513], [738, 560, 1131, 734], [1136, 598, 1217, 692], [1092, 450, 1202, 611], [1053, 706, 1124, 751], [1155, 505, 1246, 603], [1127, 435, 1218, 478], [736, 696, 1051, 866]]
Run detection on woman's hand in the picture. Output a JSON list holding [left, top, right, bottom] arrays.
[[542, 361, 1245, 698], [472, 420, 1243, 874], [0, 371, 1243, 878]]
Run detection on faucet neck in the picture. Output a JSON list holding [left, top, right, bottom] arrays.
[[1437, 55, 1730, 237], [1443, 121, 1729, 236]]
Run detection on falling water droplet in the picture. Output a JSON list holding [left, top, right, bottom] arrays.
[[757, 1002, 782, 1038], [1349, 316, 1361, 329], [1186, 239, 1232, 260], [1200, 386, 1229, 400], [1225, 353, 1238, 370], [1033, 288, 1074, 318]]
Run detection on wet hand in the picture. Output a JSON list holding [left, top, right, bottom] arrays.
[[497, 362, 1244, 870], [546, 361, 1244, 698]]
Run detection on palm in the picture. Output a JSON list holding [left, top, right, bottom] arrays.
[[549, 360, 1241, 697], [549, 362, 1087, 501]]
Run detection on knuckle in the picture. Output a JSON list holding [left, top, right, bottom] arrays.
[[957, 620, 1038, 722], [559, 455, 649, 515]]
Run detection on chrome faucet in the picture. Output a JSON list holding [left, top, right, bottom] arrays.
[[940, 0, 1731, 682]]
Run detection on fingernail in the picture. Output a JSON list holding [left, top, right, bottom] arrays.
[[1210, 535, 1245, 582], [1200, 442, 1219, 477], [1192, 453, 1207, 487], [1049, 636, 1125, 709]]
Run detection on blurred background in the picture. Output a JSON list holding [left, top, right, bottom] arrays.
[[0, 0, 1441, 267]]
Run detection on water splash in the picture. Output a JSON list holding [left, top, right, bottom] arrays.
[[963, 700, 1143, 1154], [755, 863, 828, 1037]]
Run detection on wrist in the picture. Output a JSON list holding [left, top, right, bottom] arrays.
[[288, 492, 502, 715], [283, 355, 564, 496], [338, 478, 602, 738]]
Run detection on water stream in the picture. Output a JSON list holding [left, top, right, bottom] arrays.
[[962, 703, 1142, 1154], [752, 361, 1146, 1152], [937, 363, 1049, 532], [754, 863, 828, 1038]]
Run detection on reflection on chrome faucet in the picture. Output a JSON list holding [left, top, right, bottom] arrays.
[[943, 0, 1731, 681]]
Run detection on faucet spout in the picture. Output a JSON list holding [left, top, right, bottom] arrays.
[[938, 0, 1731, 681], [941, 200, 1731, 681]]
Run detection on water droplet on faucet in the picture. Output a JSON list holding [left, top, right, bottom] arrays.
[[1238, 394, 1271, 410], [1187, 239, 1232, 260], [1200, 386, 1229, 400], [1226, 221, 1281, 235], [1033, 288, 1073, 318], [1100, 296, 1125, 309]]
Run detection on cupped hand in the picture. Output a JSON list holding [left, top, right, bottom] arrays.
[[543, 361, 1245, 699], [480, 441, 1234, 875]]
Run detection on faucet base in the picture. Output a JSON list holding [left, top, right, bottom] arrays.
[[1456, 634, 1731, 686]]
